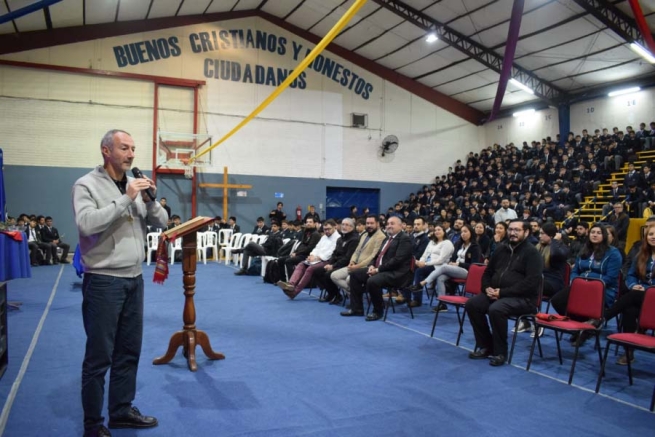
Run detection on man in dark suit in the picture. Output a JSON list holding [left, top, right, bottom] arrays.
[[27, 218, 56, 266], [226, 216, 241, 233], [341, 216, 413, 321], [40, 216, 70, 263]]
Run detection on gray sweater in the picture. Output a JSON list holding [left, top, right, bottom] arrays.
[[72, 166, 169, 277]]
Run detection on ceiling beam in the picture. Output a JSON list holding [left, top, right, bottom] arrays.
[[260, 11, 484, 125], [571, 0, 655, 47], [371, 0, 565, 104], [0, 0, 62, 26]]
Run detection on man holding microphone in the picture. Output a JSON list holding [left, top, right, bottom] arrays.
[[73, 129, 168, 437]]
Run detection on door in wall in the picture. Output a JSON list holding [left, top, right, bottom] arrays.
[[325, 187, 380, 220]]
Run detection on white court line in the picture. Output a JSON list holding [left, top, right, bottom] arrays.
[[385, 317, 651, 413], [0, 265, 64, 436]]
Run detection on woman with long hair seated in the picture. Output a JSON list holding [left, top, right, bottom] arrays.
[[487, 222, 508, 260], [474, 222, 491, 258], [603, 222, 655, 364], [403, 224, 454, 307], [550, 223, 622, 346], [605, 224, 626, 263], [414, 224, 482, 313]]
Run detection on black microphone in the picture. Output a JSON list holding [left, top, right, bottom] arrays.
[[131, 167, 156, 201]]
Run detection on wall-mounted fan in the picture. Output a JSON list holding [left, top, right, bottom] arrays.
[[380, 135, 399, 156]]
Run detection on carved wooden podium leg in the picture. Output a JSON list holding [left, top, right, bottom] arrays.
[[153, 232, 225, 371]]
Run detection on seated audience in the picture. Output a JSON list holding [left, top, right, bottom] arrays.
[[340, 216, 413, 321], [279, 219, 340, 299], [422, 224, 482, 313], [327, 215, 385, 300], [550, 223, 622, 346], [233, 222, 283, 275], [276, 217, 321, 280], [41, 216, 70, 263], [466, 219, 543, 366], [313, 218, 360, 304], [403, 224, 455, 307], [604, 222, 655, 365], [251, 217, 267, 235], [27, 218, 56, 266]]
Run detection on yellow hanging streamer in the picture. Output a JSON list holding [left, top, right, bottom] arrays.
[[192, 0, 368, 162]]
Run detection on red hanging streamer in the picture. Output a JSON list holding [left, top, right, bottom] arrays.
[[628, 0, 655, 57]]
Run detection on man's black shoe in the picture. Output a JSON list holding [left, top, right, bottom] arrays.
[[108, 406, 158, 429], [340, 309, 364, 317], [489, 355, 506, 367], [83, 425, 111, 437], [318, 294, 334, 302], [468, 348, 492, 359], [329, 295, 344, 305], [365, 312, 383, 322], [233, 269, 247, 276]]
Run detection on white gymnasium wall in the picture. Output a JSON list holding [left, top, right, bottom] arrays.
[[570, 87, 655, 133], [483, 107, 559, 147], [0, 17, 484, 182]]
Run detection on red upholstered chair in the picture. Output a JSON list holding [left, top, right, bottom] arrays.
[[430, 264, 486, 345], [429, 277, 465, 307], [542, 263, 570, 314], [526, 277, 605, 385], [595, 287, 655, 411]]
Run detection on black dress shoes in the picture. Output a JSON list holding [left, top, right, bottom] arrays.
[[108, 406, 158, 429], [468, 348, 493, 359], [365, 312, 383, 322], [318, 294, 334, 302], [234, 269, 247, 276], [83, 425, 111, 437], [489, 355, 506, 367], [329, 295, 344, 305], [340, 309, 364, 317]]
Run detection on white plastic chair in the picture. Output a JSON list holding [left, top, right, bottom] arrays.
[[230, 233, 252, 266], [169, 238, 182, 265], [220, 232, 241, 263], [146, 232, 160, 265], [225, 233, 249, 265], [218, 229, 232, 249], [196, 232, 208, 265], [204, 231, 219, 262]]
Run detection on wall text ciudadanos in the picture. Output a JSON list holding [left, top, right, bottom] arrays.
[[112, 29, 374, 100]]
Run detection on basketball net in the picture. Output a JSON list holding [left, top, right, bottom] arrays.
[[184, 163, 194, 179]]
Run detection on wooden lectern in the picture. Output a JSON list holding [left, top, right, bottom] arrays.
[[153, 216, 225, 371]]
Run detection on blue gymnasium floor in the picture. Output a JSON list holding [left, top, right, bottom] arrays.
[[1, 261, 654, 436]]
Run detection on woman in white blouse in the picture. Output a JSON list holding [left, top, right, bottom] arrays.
[[403, 224, 455, 307]]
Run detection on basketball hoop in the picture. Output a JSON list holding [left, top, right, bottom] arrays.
[[157, 131, 212, 177], [184, 163, 194, 179]]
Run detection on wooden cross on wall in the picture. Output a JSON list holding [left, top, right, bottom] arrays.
[[198, 167, 252, 219]]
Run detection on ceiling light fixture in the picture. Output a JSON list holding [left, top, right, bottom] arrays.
[[426, 33, 438, 43], [509, 78, 535, 95], [630, 43, 655, 64], [608, 86, 641, 97], [513, 108, 535, 117]]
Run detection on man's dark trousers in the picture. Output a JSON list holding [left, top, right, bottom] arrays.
[[81, 273, 144, 431], [465, 293, 535, 356]]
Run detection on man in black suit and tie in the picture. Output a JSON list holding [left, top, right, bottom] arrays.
[[27, 218, 56, 266], [41, 216, 70, 263], [341, 216, 413, 321]]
